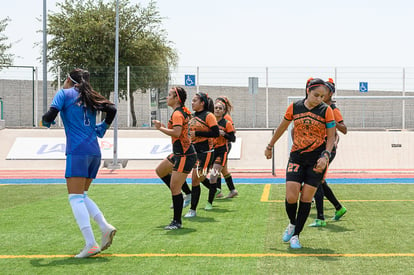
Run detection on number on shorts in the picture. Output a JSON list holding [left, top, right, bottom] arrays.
[[287, 162, 300, 173]]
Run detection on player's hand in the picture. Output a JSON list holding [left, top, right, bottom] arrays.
[[152, 120, 164, 130], [95, 121, 109, 138], [313, 157, 328, 173], [40, 120, 56, 128], [264, 147, 272, 159]]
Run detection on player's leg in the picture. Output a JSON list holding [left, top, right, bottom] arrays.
[[309, 184, 326, 227]]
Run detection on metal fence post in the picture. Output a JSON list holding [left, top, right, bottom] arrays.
[[0, 97, 3, 120]]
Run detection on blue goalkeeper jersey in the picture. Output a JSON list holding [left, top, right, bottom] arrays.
[[51, 88, 101, 156]]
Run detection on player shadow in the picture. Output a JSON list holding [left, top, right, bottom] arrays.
[[30, 256, 109, 267], [155, 224, 197, 235], [203, 207, 233, 214], [269, 246, 340, 261], [183, 216, 216, 223], [214, 198, 238, 203], [165, 227, 197, 235], [308, 215, 351, 233]]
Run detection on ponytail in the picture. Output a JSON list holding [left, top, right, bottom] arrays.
[[68, 68, 112, 110]]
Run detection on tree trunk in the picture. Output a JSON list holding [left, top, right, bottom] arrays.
[[129, 90, 137, 127]]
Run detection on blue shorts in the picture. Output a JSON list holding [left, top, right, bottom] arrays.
[[65, 154, 101, 179]]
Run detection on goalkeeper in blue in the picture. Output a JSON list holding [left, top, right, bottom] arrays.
[[41, 68, 117, 258]]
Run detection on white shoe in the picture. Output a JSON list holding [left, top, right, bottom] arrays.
[[282, 223, 295, 242], [183, 194, 191, 208], [226, 190, 238, 198], [74, 243, 101, 258], [101, 224, 117, 251], [184, 209, 196, 218], [290, 235, 302, 249]]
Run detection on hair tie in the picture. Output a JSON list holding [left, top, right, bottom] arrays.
[[182, 106, 191, 115]]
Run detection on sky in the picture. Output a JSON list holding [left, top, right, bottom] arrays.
[[1, 0, 414, 69]]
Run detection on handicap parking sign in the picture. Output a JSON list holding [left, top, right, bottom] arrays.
[[359, 82, 368, 93], [185, 75, 196, 86]]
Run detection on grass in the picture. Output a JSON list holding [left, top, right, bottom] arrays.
[[0, 183, 413, 274]]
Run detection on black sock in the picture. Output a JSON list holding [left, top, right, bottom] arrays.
[[208, 182, 217, 204], [322, 181, 342, 210], [314, 185, 325, 220], [294, 201, 312, 236], [172, 193, 183, 224], [224, 174, 235, 191], [191, 185, 201, 210], [181, 181, 191, 195], [161, 174, 171, 189], [217, 176, 222, 190], [285, 200, 297, 225], [201, 178, 210, 189]]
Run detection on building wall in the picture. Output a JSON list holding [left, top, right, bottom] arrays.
[[0, 79, 413, 129]]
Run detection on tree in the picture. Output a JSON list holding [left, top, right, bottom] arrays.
[[47, 0, 178, 126], [0, 17, 13, 66]]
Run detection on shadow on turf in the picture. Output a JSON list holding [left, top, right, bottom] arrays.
[[30, 256, 110, 267], [270, 246, 340, 261], [308, 214, 352, 233]]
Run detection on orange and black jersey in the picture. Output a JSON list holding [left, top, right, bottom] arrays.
[[189, 110, 219, 152], [214, 117, 235, 149], [224, 113, 236, 134], [285, 99, 335, 154], [330, 103, 344, 124], [168, 107, 194, 155]]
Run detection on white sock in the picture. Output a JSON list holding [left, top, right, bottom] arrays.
[[83, 192, 109, 231], [68, 194, 96, 246]]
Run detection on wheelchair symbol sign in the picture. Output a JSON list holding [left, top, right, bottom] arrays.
[[185, 75, 196, 86], [359, 82, 368, 93]]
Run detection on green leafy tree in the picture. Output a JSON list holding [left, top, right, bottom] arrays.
[[0, 17, 13, 66], [47, 0, 177, 126]]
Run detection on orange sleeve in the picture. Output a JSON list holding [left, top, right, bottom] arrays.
[[225, 120, 234, 133], [224, 114, 233, 124], [171, 111, 184, 127], [325, 106, 335, 123], [333, 108, 344, 123], [206, 113, 218, 127], [284, 103, 294, 121]]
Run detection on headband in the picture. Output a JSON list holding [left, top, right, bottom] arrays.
[[68, 74, 79, 85], [196, 92, 209, 106], [174, 87, 182, 104], [216, 97, 227, 105]]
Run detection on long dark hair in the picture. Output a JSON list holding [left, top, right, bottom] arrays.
[[68, 68, 112, 110]]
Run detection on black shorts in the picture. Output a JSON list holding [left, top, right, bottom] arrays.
[[285, 151, 326, 187], [213, 146, 228, 167], [195, 150, 214, 173], [167, 153, 197, 174]]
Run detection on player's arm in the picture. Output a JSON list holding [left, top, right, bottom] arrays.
[[333, 108, 347, 134], [155, 123, 182, 138], [265, 118, 291, 159], [195, 113, 219, 138], [100, 103, 117, 125], [336, 121, 347, 135], [222, 121, 236, 142], [42, 107, 59, 123]]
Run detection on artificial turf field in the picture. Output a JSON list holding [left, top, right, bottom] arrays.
[[1, 182, 413, 274]]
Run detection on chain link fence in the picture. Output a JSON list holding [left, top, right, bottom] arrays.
[[1, 66, 414, 129]]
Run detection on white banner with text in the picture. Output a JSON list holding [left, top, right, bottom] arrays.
[[7, 137, 242, 160]]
